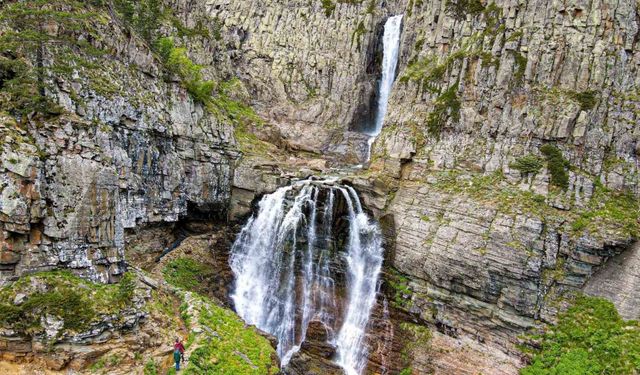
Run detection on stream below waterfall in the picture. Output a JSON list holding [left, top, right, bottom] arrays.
[[229, 14, 404, 375]]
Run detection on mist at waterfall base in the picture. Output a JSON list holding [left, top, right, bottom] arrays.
[[229, 180, 384, 375]]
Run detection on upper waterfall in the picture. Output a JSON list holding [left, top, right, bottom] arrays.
[[229, 179, 384, 375], [367, 14, 403, 136]]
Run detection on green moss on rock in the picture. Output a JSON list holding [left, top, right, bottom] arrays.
[[162, 257, 214, 293], [185, 298, 277, 374], [0, 271, 136, 337], [445, 0, 485, 21]]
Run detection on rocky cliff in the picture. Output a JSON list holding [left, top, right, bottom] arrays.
[[364, 0, 640, 372], [0, 0, 239, 284]]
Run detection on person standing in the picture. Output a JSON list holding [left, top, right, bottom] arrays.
[[173, 338, 185, 371]]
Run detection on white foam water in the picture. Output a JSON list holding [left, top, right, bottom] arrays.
[[368, 14, 403, 137], [229, 180, 384, 374]]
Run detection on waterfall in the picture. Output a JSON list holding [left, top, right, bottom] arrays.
[[367, 14, 403, 137], [230, 180, 384, 374]]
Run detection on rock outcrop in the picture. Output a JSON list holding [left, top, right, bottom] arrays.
[[0, 0, 238, 284]]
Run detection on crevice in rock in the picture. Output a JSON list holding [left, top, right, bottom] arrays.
[[348, 19, 387, 133]]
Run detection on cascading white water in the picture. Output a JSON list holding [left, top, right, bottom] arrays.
[[334, 186, 384, 375], [367, 14, 403, 137], [229, 180, 384, 374]]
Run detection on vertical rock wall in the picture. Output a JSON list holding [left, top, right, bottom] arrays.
[[0, 2, 239, 284]]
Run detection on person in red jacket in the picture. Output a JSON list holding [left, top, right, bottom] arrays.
[[174, 338, 186, 368]]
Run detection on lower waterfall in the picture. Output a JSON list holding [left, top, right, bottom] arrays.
[[229, 179, 384, 375]]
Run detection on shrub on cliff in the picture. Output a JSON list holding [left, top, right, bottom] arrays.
[[0, 0, 107, 117], [510, 154, 543, 176], [445, 0, 485, 21], [540, 144, 570, 190], [522, 295, 640, 374]]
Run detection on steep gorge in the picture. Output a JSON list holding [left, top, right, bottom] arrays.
[[0, 0, 639, 374]]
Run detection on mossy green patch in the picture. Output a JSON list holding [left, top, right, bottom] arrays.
[[522, 295, 640, 375], [445, 0, 485, 21], [162, 257, 214, 293], [386, 268, 414, 309], [512, 51, 528, 85], [0, 271, 136, 337], [568, 90, 598, 111], [185, 297, 277, 374], [0, 0, 109, 117], [321, 0, 336, 17], [426, 83, 460, 137], [571, 183, 639, 238]]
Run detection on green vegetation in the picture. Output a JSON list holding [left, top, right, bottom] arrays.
[[426, 83, 461, 137], [512, 51, 528, 85], [156, 37, 215, 104], [156, 37, 259, 125], [386, 268, 414, 309], [540, 144, 570, 190], [352, 20, 367, 50], [143, 360, 159, 375], [571, 183, 640, 238], [510, 154, 544, 176], [185, 297, 277, 374], [445, 0, 485, 21], [321, 0, 336, 17], [522, 295, 640, 375], [0, 271, 136, 337], [399, 4, 507, 136], [398, 322, 431, 375], [569, 90, 598, 111], [427, 168, 638, 241], [0, 0, 108, 117], [162, 257, 214, 293], [113, 0, 163, 42], [430, 170, 552, 218]]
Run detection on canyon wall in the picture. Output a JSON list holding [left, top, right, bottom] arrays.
[[0, 0, 239, 284], [364, 0, 640, 370]]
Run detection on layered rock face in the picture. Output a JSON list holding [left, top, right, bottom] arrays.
[[206, 0, 395, 162], [0, 1, 238, 285], [364, 0, 640, 369]]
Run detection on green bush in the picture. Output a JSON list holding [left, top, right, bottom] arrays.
[[522, 295, 640, 374], [540, 144, 569, 190], [445, 0, 485, 21], [321, 0, 336, 17], [513, 52, 528, 85], [143, 359, 158, 375], [113, 0, 163, 41], [510, 154, 543, 176], [569, 90, 598, 111], [156, 37, 215, 104]]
